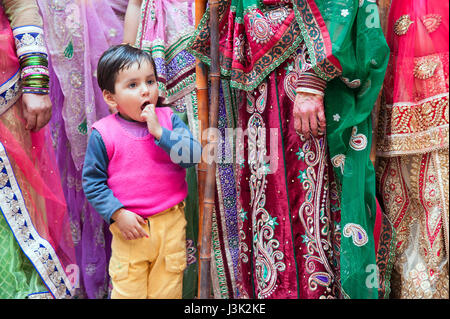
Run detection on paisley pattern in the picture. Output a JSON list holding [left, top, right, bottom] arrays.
[[234, 51, 342, 299], [297, 134, 339, 294], [413, 59, 440, 80], [246, 83, 286, 299], [331, 154, 346, 174], [340, 76, 361, 89], [247, 10, 274, 44], [349, 126, 368, 151], [187, 0, 341, 92], [421, 14, 442, 33], [343, 223, 369, 247]]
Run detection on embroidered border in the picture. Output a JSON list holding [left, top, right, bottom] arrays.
[[0, 143, 73, 299], [186, 2, 306, 92], [12, 25, 48, 59], [297, 135, 337, 293], [0, 70, 21, 115], [293, 0, 342, 81], [375, 213, 397, 299]]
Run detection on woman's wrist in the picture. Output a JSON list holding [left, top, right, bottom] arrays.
[[13, 25, 50, 95], [296, 70, 327, 97]]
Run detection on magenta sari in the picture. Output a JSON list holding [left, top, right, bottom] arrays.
[[189, 0, 391, 299]]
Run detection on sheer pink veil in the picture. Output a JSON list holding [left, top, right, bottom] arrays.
[[0, 7, 19, 85], [385, 0, 449, 104], [0, 8, 76, 296]]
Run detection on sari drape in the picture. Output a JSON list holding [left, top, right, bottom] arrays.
[[0, 3, 76, 299], [188, 0, 389, 298]]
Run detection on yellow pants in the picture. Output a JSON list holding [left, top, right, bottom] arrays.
[[109, 202, 187, 299]]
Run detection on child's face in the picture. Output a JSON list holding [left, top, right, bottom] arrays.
[[104, 60, 159, 122]]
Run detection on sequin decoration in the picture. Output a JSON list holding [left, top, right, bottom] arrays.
[[394, 14, 414, 36]]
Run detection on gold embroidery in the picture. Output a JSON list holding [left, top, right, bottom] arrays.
[[0, 71, 21, 116], [421, 14, 442, 33], [377, 94, 449, 156], [394, 14, 414, 36], [414, 59, 440, 80], [377, 152, 449, 299], [0, 143, 74, 299]]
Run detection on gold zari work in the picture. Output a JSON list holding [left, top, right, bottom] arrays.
[[376, 150, 449, 299], [414, 59, 440, 80], [394, 15, 414, 35]]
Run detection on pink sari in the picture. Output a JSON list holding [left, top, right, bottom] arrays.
[[376, 0, 449, 299], [0, 6, 76, 299], [378, 0, 449, 155]]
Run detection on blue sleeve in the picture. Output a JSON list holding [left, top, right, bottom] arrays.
[[82, 129, 124, 224], [154, 114, 201, 168]]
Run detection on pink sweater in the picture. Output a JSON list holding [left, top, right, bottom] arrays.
[[92, 107, 188, 218]]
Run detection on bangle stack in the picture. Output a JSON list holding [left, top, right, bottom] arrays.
[[295, 71, 327, 97], [13, 25, 50, 95], [20, 54, 49, 94]]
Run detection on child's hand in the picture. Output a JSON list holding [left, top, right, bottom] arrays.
[[141, 103, 163, 140], [111, 208, 149, 240]]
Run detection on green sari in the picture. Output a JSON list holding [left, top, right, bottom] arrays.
[[308, 1, 390, 298]]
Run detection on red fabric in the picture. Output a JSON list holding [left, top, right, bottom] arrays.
[[373, 199, 383, 252], [92, 108, 188, 218], [236, 56, 341, 299]]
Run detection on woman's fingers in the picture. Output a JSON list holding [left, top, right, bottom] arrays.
[[23, 107, 37, 131], [35, 109, 51, 132], [309, 113, 319, 138], [300, 113, 310, 139]]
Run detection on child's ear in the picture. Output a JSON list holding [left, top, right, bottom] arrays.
[[103, 90, 117, 109]]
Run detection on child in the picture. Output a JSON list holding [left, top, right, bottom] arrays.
[[82, 44, 201, 299]]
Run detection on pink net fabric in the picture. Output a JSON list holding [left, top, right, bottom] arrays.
[[385, 0, 449, 104]]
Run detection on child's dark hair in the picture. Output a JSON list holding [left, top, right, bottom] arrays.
[[97, 44, 157, 94]]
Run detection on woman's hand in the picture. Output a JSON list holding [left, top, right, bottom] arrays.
[[22, 93, 52, 132], [111, 208, 148, 240], [293, 92, 326, 139]]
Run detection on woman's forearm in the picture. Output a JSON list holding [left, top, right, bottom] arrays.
[[123, 0, 143, 44]]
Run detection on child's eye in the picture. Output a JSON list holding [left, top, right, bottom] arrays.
[[129, 83, 136, 88], [147, 80, 154, 85]]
